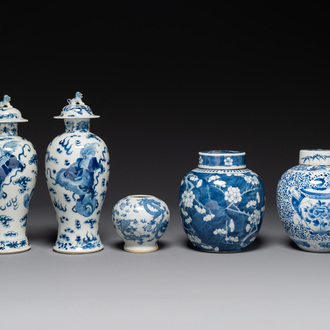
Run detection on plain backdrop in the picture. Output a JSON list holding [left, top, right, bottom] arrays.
[[1, 2, 330, 329]]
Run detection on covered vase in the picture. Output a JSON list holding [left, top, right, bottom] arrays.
[[0, 95, 37, 253], [45, 92, 110, 253]]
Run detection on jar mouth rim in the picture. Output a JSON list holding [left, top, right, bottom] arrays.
[[300, 149, 330, 152], [199, 150, 245, 156], [127, 194, 155, 199], [299, 149, 330, 165]]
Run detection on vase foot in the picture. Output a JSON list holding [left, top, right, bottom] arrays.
[[0, 244, 31, 254], [124, 244, 158, 253], [53, 245, 104, 254]]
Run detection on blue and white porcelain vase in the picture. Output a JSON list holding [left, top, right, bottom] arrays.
[[45, 92, 110, 254], [112, 195, 170, 253], [0, 95, 37, 253], [277, 149, 330, 252], [179, 150, 265, 252]]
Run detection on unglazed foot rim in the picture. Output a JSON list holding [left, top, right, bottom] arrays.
[[0, 245, 31, 254], [53, 246, 104, 254], [296, 245, 330, 253], [124, 244, 159, 253]]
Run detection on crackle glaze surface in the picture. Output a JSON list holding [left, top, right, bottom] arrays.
[[277, 150, 330, 252], [112, 195, 170, 253], [45, 93, 110, 253], [179, 151, 265, 252]]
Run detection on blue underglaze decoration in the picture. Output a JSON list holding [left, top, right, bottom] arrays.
[[55, 143, 103, 217], [0, 197, 19, 211], [60, 216, 69, 223], [29, 154, 38, 166], [20, 214, 27, 228], [46, 97, 110, 253], [0, 215, 13, 228], [64, 120, 90, 133], [53, 198, 67, 212], [3, 231, 18, 237], [199, 151, 246, 169], [45, 151, 58, 164], [112, 196, 170, 246], [0, 96, 37, 253], [84, 218, 97, 229], [0, 123, 18, 136], [179, 166, 265, 252], [75, 219, 81, 229], [301, 154, 330, 163], [0, 239, 28, 250], [0, 141, 24, 199], [14, 176, 32, 193], [54, 231, 101, 251], [55, 92, 96, 119], [59, 137, 74, 155], [277, 163, 330, 251]]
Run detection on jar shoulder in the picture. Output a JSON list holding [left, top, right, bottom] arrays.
[[182, 167, 260, 179], [46, 131, 108, 151], [180, 167, 264, 194], [282, 164, 330, 173], [0, 136, 37, 153], [279, 164, 330, 181]]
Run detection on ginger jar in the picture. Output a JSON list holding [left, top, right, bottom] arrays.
[[179, 150, 265, 252]]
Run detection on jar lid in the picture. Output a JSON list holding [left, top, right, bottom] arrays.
[[0, 95, 28, 123], [299, 149, 330, 165], [54, 92, 100, 119], [198, 150, 246, 169]]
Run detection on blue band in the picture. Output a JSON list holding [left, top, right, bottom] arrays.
[[198, 150, 246, 169]]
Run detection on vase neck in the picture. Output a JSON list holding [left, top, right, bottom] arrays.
[[0, 123, 18, 136], [64, 119, 90, 133]]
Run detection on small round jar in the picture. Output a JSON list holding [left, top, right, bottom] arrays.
[[179, 150, 265, 252], [277, 149, 330, 252], [112, 195, 170, 253]]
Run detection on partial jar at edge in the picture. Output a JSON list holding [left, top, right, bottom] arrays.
[[277, 149, 330, 252], [179, 150, 265, 252], [0, 95, 37, 254]]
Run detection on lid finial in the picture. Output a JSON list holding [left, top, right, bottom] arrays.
[[68, 91, 85, 106], [0, 95, 12, 108]]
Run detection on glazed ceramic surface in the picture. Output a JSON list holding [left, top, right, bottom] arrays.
[[112, 195, 170, 253], [0, 95, 37, 253], [179, 151, 265, 252], [45, 92, 110, 253], [277, 149, 330, 252]]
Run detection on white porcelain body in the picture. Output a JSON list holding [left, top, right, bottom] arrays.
[[45, 119, 110, 254], [277, 149, 330, 252], [112, 195, 170, 253], [0, 124, 37, 253]]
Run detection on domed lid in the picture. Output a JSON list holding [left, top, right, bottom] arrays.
[[198, 150, 246, 169], [54, 92, 100, 119], [0, 95, 28, 123], [299, 149, 330, 165]]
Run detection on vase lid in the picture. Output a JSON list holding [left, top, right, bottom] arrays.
[[54, 92, 100, 119], [299, 149, 330, 165], [198, 150, 246, 169], [0, 95, 28, 123]]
